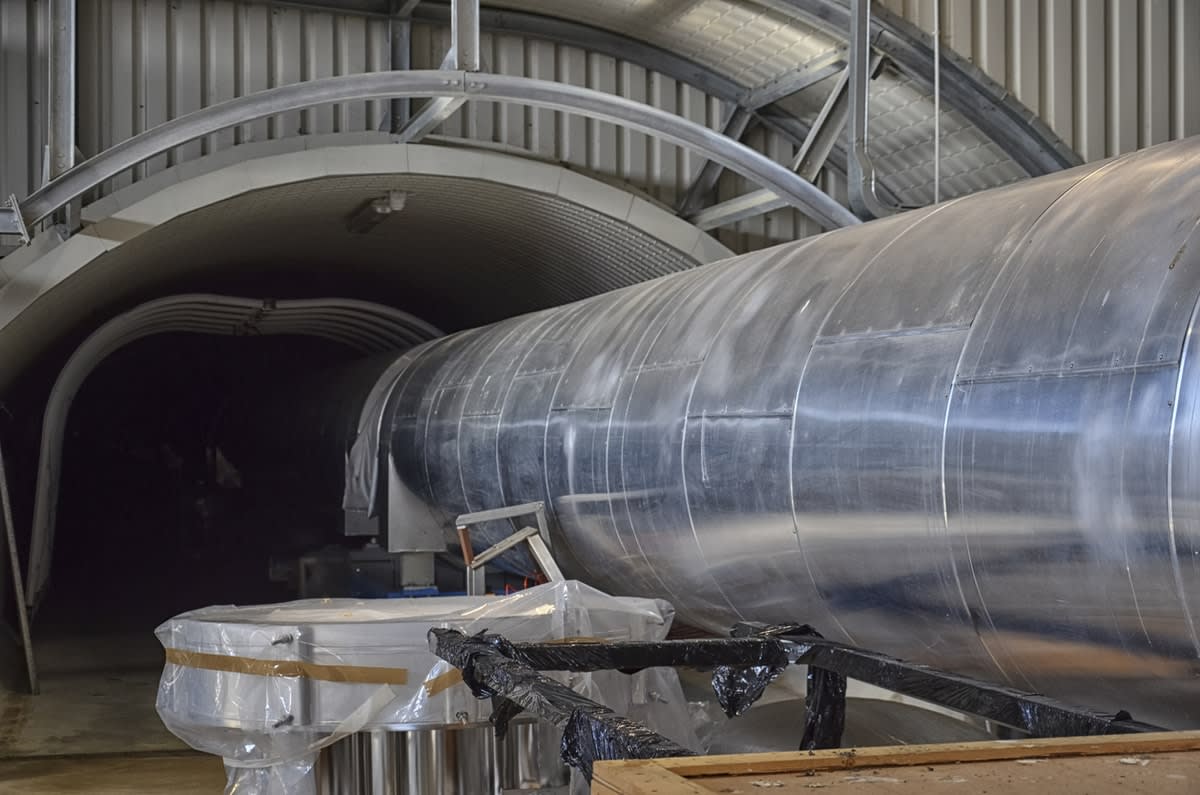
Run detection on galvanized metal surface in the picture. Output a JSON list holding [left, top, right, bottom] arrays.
[[846, 0, 899, 218], [480, 0, 838, 89], [4, 1, 1199, 252], [377, 138, 1200, 729], [395, 0, 480, 141], [0, 0, 1020, 254], [18, 69, 860, 230], [47, 0, 75, 181]]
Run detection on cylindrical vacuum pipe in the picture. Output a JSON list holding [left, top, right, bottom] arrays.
[[378, 139, 1200, 727]]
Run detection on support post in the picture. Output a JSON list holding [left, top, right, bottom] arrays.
[[1, 436, 39, 694], [49, 0, 78, 231], [847, 0, 900, 219], [450, 0, 480, 72], [388, 0, 422, 132], [396, 0, 479, 142]]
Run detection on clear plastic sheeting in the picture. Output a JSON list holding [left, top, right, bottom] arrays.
[[155, 581, 694, 795]]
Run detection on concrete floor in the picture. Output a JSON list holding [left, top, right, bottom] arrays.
[[0, 624, 207, 792], [0, 629, 185, 758], [0, 668, 185, 758], [0, 752, 225, 793]]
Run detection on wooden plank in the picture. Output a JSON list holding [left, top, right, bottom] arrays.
[[593, 761, 713, 795], [652, 731, 1200, 779], [713, 751, 1199, 794]]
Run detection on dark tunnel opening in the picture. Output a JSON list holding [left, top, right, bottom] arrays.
[[27, 331, 389, 669]]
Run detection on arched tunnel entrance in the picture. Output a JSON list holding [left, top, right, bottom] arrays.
[[0, 144, 723, 753]]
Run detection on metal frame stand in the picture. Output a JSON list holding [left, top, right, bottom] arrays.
[[0, 436, 38, 693], [430, 621, 1162, 782], [455, 502, 563, 596]]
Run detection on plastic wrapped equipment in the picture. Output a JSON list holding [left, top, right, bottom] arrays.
[[156, 580, 695, 794]]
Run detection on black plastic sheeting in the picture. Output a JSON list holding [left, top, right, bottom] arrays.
[[506, 633, 803, 722], [430, 620, 1164, 779], [429, 628, 694, 780], [801, 662, 847, 749], [792, 638, 1158, 737], [503, 620, 1163, 737], [508, 636, 791, 673], [724, 624, 848, 749], [711, 664, 786, 718], [560, 710, 691, 778]]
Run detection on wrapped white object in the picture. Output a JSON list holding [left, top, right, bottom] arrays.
[[155, 580, 694, 794]]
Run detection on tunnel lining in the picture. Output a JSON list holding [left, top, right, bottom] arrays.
[[0, 140, 729, 659], [0, 139, 731, 393], [22, 294, 441, 617]]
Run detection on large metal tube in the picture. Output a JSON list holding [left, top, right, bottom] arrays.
[[380, 138, 1200, 728]]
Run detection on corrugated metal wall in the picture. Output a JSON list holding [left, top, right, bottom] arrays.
[[76, 1, 392, 194], [2, 0, 808, 251], [1, 0, 49, 202], [882, 0, 1200, 162], [3, 1, 1199, 250]]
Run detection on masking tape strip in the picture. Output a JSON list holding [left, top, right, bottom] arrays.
[[164, 648, 409, 685], [423, 668, 464, 696]]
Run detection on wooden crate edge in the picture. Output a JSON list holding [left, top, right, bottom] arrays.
[[592, 760, 712, 795], [650, 730, 1200, 779]]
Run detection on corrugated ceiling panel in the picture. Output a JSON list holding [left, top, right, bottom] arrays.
[[866, 71, 1025, 206], [882, 0, 1200, 163], [482, 0, 838, 89]]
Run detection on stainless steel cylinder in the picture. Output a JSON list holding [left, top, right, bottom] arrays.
[[381, 139, 1200, 728], [316, 721, 566, 795]]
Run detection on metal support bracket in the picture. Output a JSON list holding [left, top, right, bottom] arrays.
[[690, 55, 883, 230], [455, 501, 562, 595], [677, 106, 755, 216], [19, 69, 859, 238], [396, 0, 479, 142], [847, 0, 904, 218], [396, 95, 467, 142], [0, 196, 29, 244]]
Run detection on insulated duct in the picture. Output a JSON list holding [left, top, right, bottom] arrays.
[[360, 138, 1200, 729]]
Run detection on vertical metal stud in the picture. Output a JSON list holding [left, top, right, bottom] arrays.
[[0, 435, 39, 694]]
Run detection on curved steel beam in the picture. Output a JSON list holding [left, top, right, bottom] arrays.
[[414, 2, 1068, 205], [24, 295, 441, 614], [19, 71, 860, 232], [415, 4, 880, 215], [758, 0, 1081, 175]]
